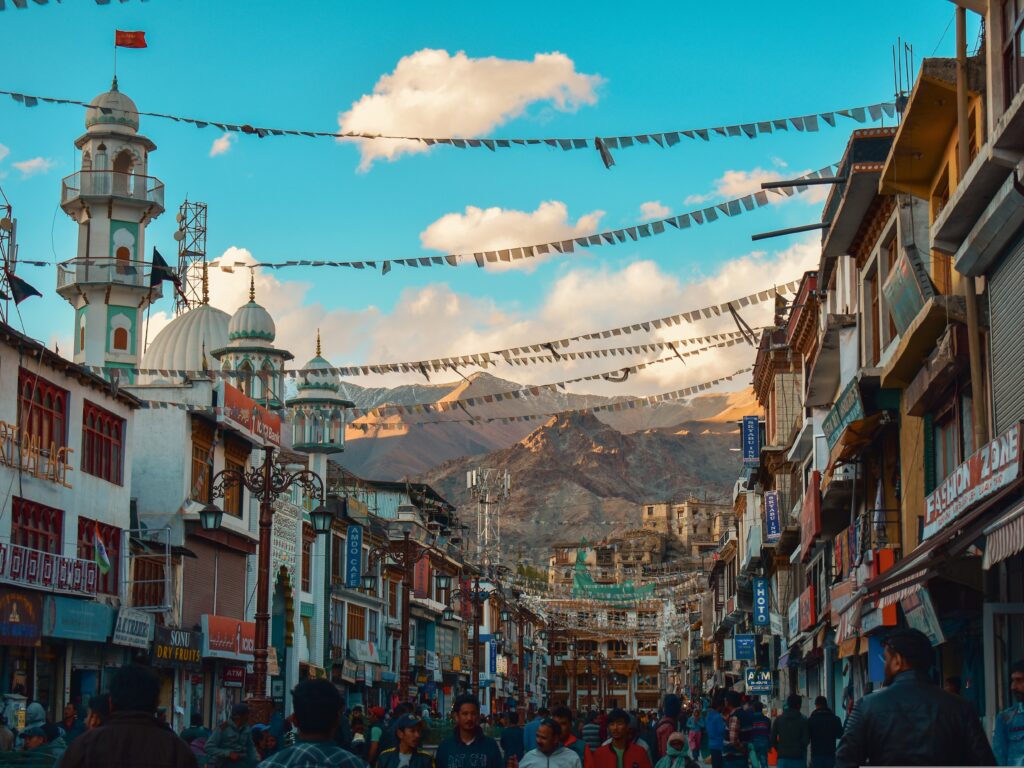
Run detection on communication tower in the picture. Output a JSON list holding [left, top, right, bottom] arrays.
[[173, 199, 207, 315], [467, 468, 510, 569]]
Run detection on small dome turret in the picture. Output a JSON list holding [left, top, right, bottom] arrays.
[[85, 77, 140, 134]]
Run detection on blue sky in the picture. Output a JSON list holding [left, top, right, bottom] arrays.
[[0, 0, 977, 395]]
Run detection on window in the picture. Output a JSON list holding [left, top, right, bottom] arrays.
[[346, 603, 366, 642], [330, 532, 344, 584], [865, 266, 881, 367], [368, 609, 379, 643], [301, 523, 314, 592], [18, 368, 68, 452], [607, 639, 629, 658], [131, 553, 166, 609], [77, 516, 121, 596], [238, 360, 254, 398], [190, 418, 214, 503], [12, 497, 63, 554], [884, 235, 899, 341], [935, 409, 960, 483], [112, 327, 128, 351], [81, 400, 125, 485], [388, 579, 398, 618], [223, 436, 249, 519], [330, 598, 345, 659], [1005, 0, 1024, 107], [637, 639, 659, 656]]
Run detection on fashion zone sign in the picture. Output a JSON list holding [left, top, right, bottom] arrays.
[[924, 421, 1022, 540]]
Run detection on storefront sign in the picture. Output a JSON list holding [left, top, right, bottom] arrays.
[[901, 589, 945, 646], [799, 586, 816, 631], [345, 525, 363, 589], [788, 599, 800, 638], [924, 421, 1023, 540], [742, 416, 760, 467], [0, 588, 41, 647], [217, 381, 282, 447], [201, 614, 256, 660], [42, 595, 113, 642], [735, 634, 756, 660], [112, 607, 154, 648], [340, 659, 358, 684], [0, 542, 99, 597], [770, 612, 784, 636], [221, 665, 246, 688], [823, 378, 865, 450], [425, 650, 439, 671], [882, 248, 935, 335], [752, 578, 770, 627], [745, 667, 772, 694], [0, 420, 75, 487], [801, 471, 821, 562], [489, 641, 497, 675], [764, 491, 781, 541], [348, 639, 380, 664], [271, 500, 299, 576], [152, 626, 202, 670]]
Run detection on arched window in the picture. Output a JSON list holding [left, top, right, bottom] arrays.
[[79, 319, 86, 353], [82, 400, 124, 485], [238, 360, 254, 398], [112, 149, 133, 195], [112, 326, 129, 351]]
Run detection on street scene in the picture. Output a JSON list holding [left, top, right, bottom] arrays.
[[0, 0, 1023, 765]]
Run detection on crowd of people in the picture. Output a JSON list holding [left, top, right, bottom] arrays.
[[0, 629, 1021, 767]]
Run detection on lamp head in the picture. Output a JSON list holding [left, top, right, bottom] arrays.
[[199, 503, 223, 531]]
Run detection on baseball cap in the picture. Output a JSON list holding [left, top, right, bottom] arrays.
[[395, 714, 424, 731]]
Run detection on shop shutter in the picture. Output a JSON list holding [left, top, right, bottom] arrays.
[[181, 539, 245, 626], [217, 549, 246, 619], [991, 239, 1024, 434]]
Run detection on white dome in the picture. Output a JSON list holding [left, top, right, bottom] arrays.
[[297, 355, 344, 397], [86, 78, 140, 134], [141, 304, 230, 378], [227, 301, 276, 343]]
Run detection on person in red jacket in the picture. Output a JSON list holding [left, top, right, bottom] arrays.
[[585, 710, 652, 768]]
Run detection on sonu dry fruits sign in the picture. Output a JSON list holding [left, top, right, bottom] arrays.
[[152, 626, 202, 671]]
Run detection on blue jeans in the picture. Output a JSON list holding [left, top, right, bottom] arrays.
[[810, 757, 834, 768], [753, 746, 769, 768], [710, 749, 723, 768], [777, 759, 806, 768]]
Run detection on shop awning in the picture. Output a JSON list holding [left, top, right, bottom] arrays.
[[983, 500, 1024, 570], [825, 413, 885, 476], [876, 568, 934, 609]]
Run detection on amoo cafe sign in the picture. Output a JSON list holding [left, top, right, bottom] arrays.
[[924, 421, 1023, 540]]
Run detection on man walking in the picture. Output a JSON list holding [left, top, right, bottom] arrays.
[[836, 628, 994, 767], [520, 719, 581, 768], [993, 659, 1024, 767], [581, 713, 602, 751], [704, 698, 726, 768], [654, 696, 682, 759], [524, 708, 549, 753], [806, 697, 842, 768], [552, 707, 587, 764], [435, 695, 503, 768], [585, 709, 652, 768], [770, 695, 808, 768], [720, 692, 747, 768], [747, 702, 770, 768], [58, 664, 197, 767], [205, 704, 260, 767], [256, 679, 364, 767], [500, 713, 526, 762], [377, 715, 434, 768]]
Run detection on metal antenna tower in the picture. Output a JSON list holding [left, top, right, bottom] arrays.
[[173, 199, 207, 315], [0, 197, 18, 325], [467, 468, 510, 569]]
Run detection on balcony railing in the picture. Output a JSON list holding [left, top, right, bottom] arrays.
[[57, 257, 161, 291], [858, 508, 902, 555], [0, 542, 99, 597], [62, 171, 165, 209]]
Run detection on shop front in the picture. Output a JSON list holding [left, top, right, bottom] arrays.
[[40, 595, 115, 715], [0, 587, 43, 725], [201, 614, 255, 726], [151, 625, 203, 732]]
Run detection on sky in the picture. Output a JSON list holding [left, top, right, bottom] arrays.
[[0, 0, 978, 399]]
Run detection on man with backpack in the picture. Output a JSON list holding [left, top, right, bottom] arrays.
[[654, 696, 682, 759]]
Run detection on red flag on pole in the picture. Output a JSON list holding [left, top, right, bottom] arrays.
[[115, 30, 147, 48]]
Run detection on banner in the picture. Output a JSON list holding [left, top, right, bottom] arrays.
[[735, 634, 756, 660], [345, 525, 363, 589], [742, 416, 760, 466], [765, 491, 781, 541], [752, 578, 770, 627]]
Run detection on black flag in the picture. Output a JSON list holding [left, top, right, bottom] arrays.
[[4, 268, 42, 305], [150, 248, 181, 288]]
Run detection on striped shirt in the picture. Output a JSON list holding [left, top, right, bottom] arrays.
[[258, 739, 366, 767]]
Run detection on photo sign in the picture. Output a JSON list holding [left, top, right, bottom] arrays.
[[753, 577, 770, 627]]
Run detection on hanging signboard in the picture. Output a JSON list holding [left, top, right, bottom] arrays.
[[823, 378, 864, 450], [201, 614, 255, 660], [734, 634, 756, 660], [745, 667, 772, 695], [882, 247, 935, 336], [799, 586, 817, 631], [152, 626, 202, 671], [489, 641, 497, 675], [752, 578, 770, 627], [0, 588, 41, 647], [764, 491, 781, 541], [112, 607, 154, 649], [345, 525, 363, 589], [901, 589, 945, 646], [923, 421, 1022, 540], [742, 416, 760, 467], [216, 381, 282, 447]]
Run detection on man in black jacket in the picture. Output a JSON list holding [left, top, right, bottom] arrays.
[[806, 697, 843, 768], [435, 695, 503, 768], [836, 628, 995, 767]]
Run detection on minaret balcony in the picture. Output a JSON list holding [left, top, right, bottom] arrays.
[[61, 171, 165, 218], [56, 256, 163, 297]]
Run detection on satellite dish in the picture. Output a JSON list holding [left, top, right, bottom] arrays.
[[0, 217, 12, 232], [173, 230, 185, 242], [176, 212, 185, 223]]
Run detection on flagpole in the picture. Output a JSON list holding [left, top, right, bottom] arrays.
[[113, 36, 117, 80]]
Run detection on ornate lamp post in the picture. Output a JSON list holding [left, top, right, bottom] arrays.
[[365, 507, 436, 702], [199, 445, 332, 724], [456, 574, 504, 697], [501, 599, 534, 725]]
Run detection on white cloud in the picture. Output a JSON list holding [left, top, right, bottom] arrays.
[[338, 49, 603, 170], [684, 165, 831, 208], [209, 134, 236, 157], [419, 201, 604, 271], [12, 157, 55, 177], [0, 144, 9, 163], [639, 201, 670, 221]]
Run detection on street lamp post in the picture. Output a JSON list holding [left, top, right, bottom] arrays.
[[201, 444, 333, 725], [502, 600, 532, 725], [468, 576, 503, 696], [366, 512, 436, 703]]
